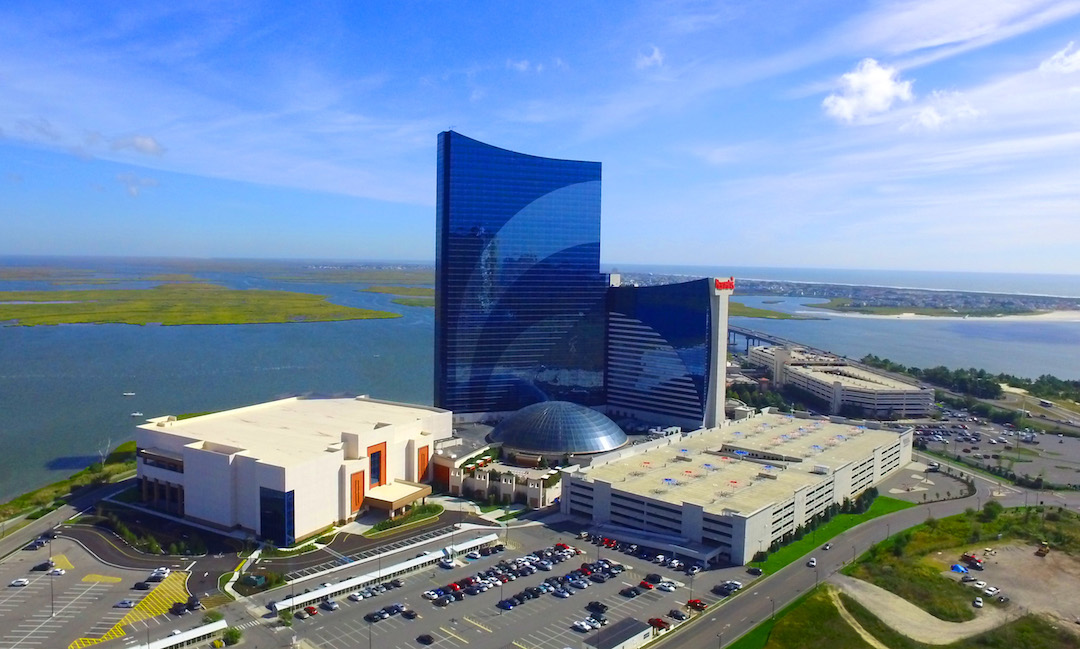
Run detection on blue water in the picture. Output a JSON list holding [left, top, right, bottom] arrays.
[[1, 258, 1079, 502]]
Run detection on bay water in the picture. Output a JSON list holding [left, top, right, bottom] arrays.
[[1, 261, 1078, 503]]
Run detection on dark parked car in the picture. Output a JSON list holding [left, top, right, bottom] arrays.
[[402, 609, 418, 619], [586, 601, 608, 613], [644, 573, 662, 584], [620, 587, 640, 598], [669, 609, 688, 621], [747, 567, 763, 576], [133, 581, 150, 590], [418, 634, 435, 645], [170, 602, 189, 616]]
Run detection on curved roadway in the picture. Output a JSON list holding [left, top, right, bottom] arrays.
[[658, 457, 1080, 649]]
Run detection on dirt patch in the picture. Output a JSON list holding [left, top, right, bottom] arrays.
[[938, 543, 1080, 628], [830, 574, 1007, 644], [828, 586, 891, 649]]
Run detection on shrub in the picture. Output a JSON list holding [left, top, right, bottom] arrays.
[[222, 627, 242, 646]]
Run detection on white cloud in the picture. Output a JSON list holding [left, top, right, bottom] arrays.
[[506, 59, 531, 72], [1040, 41, 1080, 73], [111, 135, 165, 156], [907, 91, 981, 130], [116, 173, 158, 197], [823, 59, 914, 123], [635, 45, 663, 69]]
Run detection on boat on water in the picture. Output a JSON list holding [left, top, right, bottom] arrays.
[[122, 392, 135, 397], [130, 412, 144, 417]]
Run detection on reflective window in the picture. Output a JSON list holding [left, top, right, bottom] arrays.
[[436, 132, 607, 413], [259, 487, 295, 547], [490, 401, 627, 455], [607, 279, 712, 422]]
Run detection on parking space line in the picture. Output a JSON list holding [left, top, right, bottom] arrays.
[[67, 571, 189, 649], [461, 616, 490, 632], [439, 626, 469, 644]]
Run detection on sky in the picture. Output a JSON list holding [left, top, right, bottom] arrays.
[[2, 1, 1080, 274]]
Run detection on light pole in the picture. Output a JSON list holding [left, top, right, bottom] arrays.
[[49, 541, 54, 618], [717, 632, 723, 649], [852, 545, 856, 564], [368, 618, 373, 649], [886, 523, 891, 541], [768, 596, 775, 619]]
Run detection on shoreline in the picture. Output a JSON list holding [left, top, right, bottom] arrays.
[[796, 309, 1080, 322]]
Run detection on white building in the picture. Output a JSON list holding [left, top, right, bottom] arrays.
[[135, 396, 451, 546], [748, 346, 934, 418], [561, 411, 912, 564]]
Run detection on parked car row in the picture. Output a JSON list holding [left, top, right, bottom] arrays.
[[578, 531, 704, 575]]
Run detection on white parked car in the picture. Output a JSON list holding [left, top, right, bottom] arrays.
[[49, 568, 65, 576], [9, 578, 29, 587], [657, 582, 677, 592], [422, 590, 439, 600], [349, 592, 364, 602], [466, 551, 481, 560], [973, 597, 983, 608], [974, 580, 987, 589], [984, 586, 1000, 596], [572, 620, 591, 632], [115, 600, 136, 608], [807, 557, 817, 568]]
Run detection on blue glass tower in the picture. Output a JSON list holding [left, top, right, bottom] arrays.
[[606, 279, 713, 426], [435, 132, 608, 414]]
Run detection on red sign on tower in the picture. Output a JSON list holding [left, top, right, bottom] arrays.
[[714, 277, 735, 291]]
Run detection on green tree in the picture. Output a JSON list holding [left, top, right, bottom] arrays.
[[203, 611, 224, 624], [222, 627, 243, 646]]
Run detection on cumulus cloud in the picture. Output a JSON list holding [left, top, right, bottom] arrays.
[[507, 59, 531, 72], [1040, 41, 1080, 74], [111, 135, 165, 156], [822, 59, 914, 123], [636, 45, 664, 69], [908, 91, 981, 130], [116, 173, 159, 197]]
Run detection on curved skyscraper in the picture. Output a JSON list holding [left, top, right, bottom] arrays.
[[435, 132, 608, 415]]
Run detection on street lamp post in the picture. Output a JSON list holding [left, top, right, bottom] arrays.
[[368, 618, 373, 649], [768, 596, 775, 619], [852, 545, 856, 564], [717, 632, 723, 649]]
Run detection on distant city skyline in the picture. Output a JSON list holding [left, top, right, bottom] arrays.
[[2, 1, 1079, 273]]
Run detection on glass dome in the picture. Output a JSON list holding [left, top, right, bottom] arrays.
[[491, 401, 628, 455]]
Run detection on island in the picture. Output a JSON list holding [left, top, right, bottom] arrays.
[[360, 286, 436, 308], [0, 283, 400, 326]]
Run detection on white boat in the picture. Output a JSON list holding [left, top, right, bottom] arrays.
[[130, 412, 144, 417], [122, 392, 135, 397]]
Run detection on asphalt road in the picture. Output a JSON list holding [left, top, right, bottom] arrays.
[[655, 456, 1080, 649]]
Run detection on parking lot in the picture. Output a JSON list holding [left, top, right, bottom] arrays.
[[0, 536, 198, 649], [256, 523, 760, 649]]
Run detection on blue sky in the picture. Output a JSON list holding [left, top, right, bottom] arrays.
[[2, 1, 1079, 273]]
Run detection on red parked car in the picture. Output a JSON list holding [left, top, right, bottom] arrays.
[[687, 599, 707, 611], [648, 618, 671, 630], [638, 580, 654, 590]]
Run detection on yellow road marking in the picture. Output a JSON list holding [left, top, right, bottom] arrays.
[[463, 616, 491, 632], [440, 626, 469, 644], [81, 574, 122, 583], [512, 641, 530, 649], [51, 554, 75, 571], [234, 560, 245, 572], [68, 572, 190, 649]]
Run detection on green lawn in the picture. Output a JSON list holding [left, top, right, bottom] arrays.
[[725, 588, 820, 649], [0, 283, 401, 326], [759, 497, 915, 574]]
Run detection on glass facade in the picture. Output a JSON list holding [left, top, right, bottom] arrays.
[[606, 278, 712, 423], [435, 131, 607, 414], [259, 487, 295, 547], [490, 400, 628, 455]]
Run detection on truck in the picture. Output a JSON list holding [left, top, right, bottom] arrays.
[[961, 552, 985, 569], [1036, 541, 1050, 557]]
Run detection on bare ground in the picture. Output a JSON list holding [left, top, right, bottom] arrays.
[[832, 542, 1080, 644]]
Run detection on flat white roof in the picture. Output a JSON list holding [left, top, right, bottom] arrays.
[[581, 413, 906, 516], [139, 396, 446, 468], [788, 364, 926, 392]]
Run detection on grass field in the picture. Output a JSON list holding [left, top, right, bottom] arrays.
[[810, 298, 1036, 318], [844, 506, 1080, 623], [759, 497, 915, 574], [841, 593, 1080, 649], [392, 297, 435, 307], [729, 302, 808, 320], [361, 286, 434, 297], [0, 441, 137, 519], [0, 283, 401, 326], [725, 588, 820, 649]]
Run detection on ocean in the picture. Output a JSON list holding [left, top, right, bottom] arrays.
[[0, 259, 1078, 503]]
